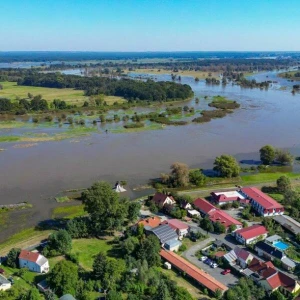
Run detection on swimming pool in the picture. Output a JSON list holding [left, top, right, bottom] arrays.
[[273, 241, 289, 251]]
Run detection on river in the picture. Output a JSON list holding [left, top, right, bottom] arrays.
[[0, 70, 299, 237]]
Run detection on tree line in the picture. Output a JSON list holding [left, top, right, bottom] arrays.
[[17, 72, 193, 102]]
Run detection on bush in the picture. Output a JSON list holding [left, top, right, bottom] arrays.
[[124, 122, 144, 129], [179, 244, 187, 252]]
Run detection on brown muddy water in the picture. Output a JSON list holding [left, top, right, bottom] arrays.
[[0, 71, 300, 240]]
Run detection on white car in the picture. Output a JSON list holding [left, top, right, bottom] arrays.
[[211, 263, 218, 268], [200, 256, 208, 261]]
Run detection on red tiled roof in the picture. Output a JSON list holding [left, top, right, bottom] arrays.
[[241, 187, 283, 210], [19, 250, 39, 263], [214, 251, 226, 258], [211, 193, 241, 203], [235, 225, 268, 240], [193, 198, 216, 214], [194, 198, 241, 228], [267, 272, 297, 292], [248, 258, 277, 278], [160, 249, 228, 293], [137, 216, 161, 228], [208, 210, 242, 228], [162, 219, 189, 230]]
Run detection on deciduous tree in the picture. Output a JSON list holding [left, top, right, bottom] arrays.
[[82, 181, 129, 232], [47, 260, 78, 297], [213, 155, 240, 178], [6, 248, 21, 268], [276, 175, 292, 193], [260, 145, 275, 165]]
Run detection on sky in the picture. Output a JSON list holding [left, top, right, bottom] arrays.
[[1, 0, 300, 51]]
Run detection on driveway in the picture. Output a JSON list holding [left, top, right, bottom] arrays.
[[182, 237, 239, 287]]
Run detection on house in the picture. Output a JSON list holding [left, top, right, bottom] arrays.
[[162, 219, 189, 238], [19, 250, 49, 273], [234, 225, 268, 245], [164, 239, 182, 252], [187, 209, 200, 218], [113, 181, 126, 193], [246, 258, 300, 297], [193, 198, 216, 216], [152, 193, 176, 208], [208, 210, 242, 231], [0, 274, 11, 291], [133, 216, 161, 232], [148, 224, 178, 246], [223, 247, 253, 268], [255, 241, 296, 271], [240, 187, 284, 217], [273, 215, 300, 236], [160, 249, 228, 294], [180, 201, 192, 210], [211, 190, 246, 205], [193, 198, 242, 231]]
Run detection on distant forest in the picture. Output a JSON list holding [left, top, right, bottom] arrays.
[[0, 51, 300, 62], [17, 73, 193, 102]]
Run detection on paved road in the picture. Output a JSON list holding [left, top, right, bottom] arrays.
[[182, 236, 239, 287]]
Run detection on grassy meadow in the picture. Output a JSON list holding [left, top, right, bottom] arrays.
[[126, 68, 221, 79], [0, 81, 126, 105]]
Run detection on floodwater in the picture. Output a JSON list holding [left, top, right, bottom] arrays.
[[0, 70, 300, 238]]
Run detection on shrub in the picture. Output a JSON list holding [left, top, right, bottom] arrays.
[[179, 244, 187, 252]]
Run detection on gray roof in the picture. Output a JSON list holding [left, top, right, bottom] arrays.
[[243, 268, 254, 276], [255, 241, 284, 259], [0, 274, 10, 285], [36, 255, 48, 267], [59, 295, 76, 300], [281, 257, 296, 269], [265, 235, 282, 243], [150, 224, 178, 244], [273, 215, 300, 235], [165, 239, 182, 247]]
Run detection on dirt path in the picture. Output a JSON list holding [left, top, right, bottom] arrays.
[[0, 230, 52, 257]]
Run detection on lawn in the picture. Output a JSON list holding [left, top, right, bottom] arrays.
[[71, 238, 113, 270], [241, 172, 300, 185], [0, 81, 126, 106]]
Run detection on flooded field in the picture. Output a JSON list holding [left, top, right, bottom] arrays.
[[0, 71, 300, 238]]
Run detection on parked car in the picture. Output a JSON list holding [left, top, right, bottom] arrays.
[[211, 263, 218, 268], [8, 277, 14, 285], [200, 256, 208, 261], [0, 268, 4, 274], [221, 269, 231, 275], [204, 259, 212, 265]]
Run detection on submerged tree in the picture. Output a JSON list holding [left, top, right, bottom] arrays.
[[213, 155, 240, 178], [260, 145, 276, 165]]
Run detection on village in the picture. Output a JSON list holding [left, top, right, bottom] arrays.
[[1, 178, 300, 300]]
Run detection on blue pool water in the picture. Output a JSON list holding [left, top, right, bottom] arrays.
[[273, 241, 289, 251]]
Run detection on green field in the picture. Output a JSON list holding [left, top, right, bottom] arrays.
[[71, 238, 113, 270], [278, 71, 300, 81], [52, 204, 86, 219], [0, 81, 126, 105], [240, 172, 300, 185]]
